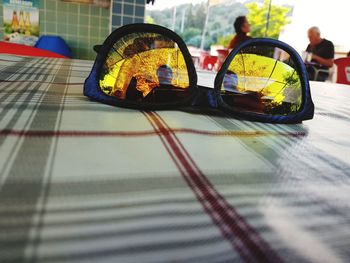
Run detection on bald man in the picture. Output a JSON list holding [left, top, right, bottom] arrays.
[[305, 27, 334, 81]]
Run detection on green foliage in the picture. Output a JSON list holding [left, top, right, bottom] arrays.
[[145, 15, 155, 24], [4, 23, 12, 34], [146, 1, 249, 49], [194, 3, 207, 29], [217, 34, 235, 47], [186, 5, 196, 28], [187, 35, 202, 47], [246, 0, 291, 39], [185, 4, 207, 29], [146, 0, 291, 49], [180, 27, 202, 42]]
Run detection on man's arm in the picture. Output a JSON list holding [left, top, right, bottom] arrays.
[[311, 54, 334, 68], [312, 40, 335, 68]]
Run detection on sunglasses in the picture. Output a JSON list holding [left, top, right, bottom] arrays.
[[84, 23, 314, 123]]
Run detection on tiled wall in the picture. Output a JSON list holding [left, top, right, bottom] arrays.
[[0, 3, 3, 39], [0, 0, 146, 60], [39, 0, 110, 60], [111, 0, 145, 31]]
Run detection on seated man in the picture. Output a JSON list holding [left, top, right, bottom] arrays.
[[305, 27, 334, 81]]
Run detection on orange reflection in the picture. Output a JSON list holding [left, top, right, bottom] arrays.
[[100, 47, 189, 100]]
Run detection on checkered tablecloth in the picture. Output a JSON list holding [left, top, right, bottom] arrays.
[[1, 54, 349, 263]]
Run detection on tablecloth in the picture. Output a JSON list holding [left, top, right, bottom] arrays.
[[0, 54, 349, 263]]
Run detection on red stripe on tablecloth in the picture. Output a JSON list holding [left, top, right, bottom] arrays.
[[147, 112, 199, 176], [146, 111, 282, 263], [154, 112, 205, 174], [0, 129, 306, 138], [142, 112, 186, 176]]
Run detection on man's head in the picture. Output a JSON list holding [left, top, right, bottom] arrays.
[[157, 65, 173, 85], [308, 27, 322, 46], [223, 70, 238, 91]]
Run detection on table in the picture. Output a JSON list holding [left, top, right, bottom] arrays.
[[1, 54, 349, 263]]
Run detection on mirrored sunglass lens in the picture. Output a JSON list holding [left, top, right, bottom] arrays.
[[220, 45, 302, 116], [99, 32, 190, 104]]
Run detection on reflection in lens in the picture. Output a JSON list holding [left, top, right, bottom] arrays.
[[99, 32, 190, 104], [220, 45, 302, 116]]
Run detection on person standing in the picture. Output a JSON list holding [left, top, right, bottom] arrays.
[[305, 27, 334, 81], [227, 16, 252, 50]]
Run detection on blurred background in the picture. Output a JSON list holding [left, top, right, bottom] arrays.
[[0, 0, 349, 60]]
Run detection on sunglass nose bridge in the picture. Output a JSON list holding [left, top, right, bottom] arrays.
[[192, 86, 218, 108]]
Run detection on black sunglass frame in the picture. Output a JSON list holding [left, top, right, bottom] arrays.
[[84, 23, 314, 124]]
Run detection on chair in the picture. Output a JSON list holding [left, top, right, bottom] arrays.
[[35, 35, 72, 58], [305, 63, 331, 82], [198, 51, 218, 70], [215, 49, 229, 71], [203, 56, 218, 70], [334, 57, 350, 85]]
